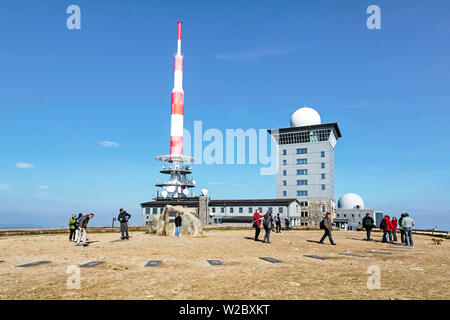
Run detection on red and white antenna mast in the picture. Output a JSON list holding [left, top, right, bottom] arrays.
[[155, 21, 195, 199], [170, 21, 184, 156]]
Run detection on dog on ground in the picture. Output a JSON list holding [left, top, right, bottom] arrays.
[[432, 238, 443, 245]]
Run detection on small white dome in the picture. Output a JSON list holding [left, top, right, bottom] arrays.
[[290, 107, 321, 127], [338, 193, 365, 209]]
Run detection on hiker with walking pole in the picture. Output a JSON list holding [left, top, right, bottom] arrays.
[[118, 209, 131, 240]]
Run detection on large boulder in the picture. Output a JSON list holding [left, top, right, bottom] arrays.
[[147, 205, 203, 236]]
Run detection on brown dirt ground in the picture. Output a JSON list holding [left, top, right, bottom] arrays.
[[0, 229, 448, 300]]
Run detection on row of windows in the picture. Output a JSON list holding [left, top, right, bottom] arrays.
[[282, 184, 327, 197], [282, 174, 326, 186], [277, 129, 331, 145], [282, 150, 326, 158], [211, 206, 285, 214], [282, 160, 326, 168], [282, 166, 326, 176]]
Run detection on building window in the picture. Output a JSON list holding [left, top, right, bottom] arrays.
[[278, 207, 283, 213], [283, 170, 287, 176], [322, 205, 326, 213], [282, 149, 287, 155], [321, 151, 325, 157], [145, 208, 150, 215], [321, 162, 325, 169], [296, 148, 307, 154], [297, 190, 308, 196], [321, 173, 326, 179], [230, 207, 234, 213], [221, 207, 225, 213], [152, 208, 158, 214], [297, 179, 308, 185], [239, 207, 243, 213], [283, 180, 287, 186], [321, 184, 326, 190], [301, 211, 309, 217], [282, 159, 287, 165], [212, 208, 216, 213], [282, 191, 287, 197], [258, 207, 263, 212], [296, 158, 307, 165], [248, 207, 253, 213], [296, 169, 308, 175]]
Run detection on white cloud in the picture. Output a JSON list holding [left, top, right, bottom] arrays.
[[0, 184, 11, 191], [16, 162, 35, 169], [35, 192, 48, 197], [37, 185, 51, 189], [98, 141, 120, 148]]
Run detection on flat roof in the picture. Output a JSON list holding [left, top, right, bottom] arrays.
[[267, 122, 342, 138], [141, 198, 301, 208]]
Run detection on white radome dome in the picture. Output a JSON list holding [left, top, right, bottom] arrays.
[[290, 107, 321, 127], [338, 193, 365, 209]]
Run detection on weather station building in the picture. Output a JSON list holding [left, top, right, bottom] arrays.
[[334, 193, 379, 231], [268, 107, 342, 226]]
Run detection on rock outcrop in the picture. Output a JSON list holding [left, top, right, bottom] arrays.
[[147, 205, 203, 236]]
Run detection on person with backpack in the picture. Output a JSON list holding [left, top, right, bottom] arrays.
[[391, 217, 398, 242], [174, 212, 182, 237], [380, 214, 393, 243], [399, 213, 406, 244], [118, 208, 131, 240], [68, 214, 77, 241], [362, 213, 375, 241], [319, 212, 336, 245], [74, 213, 83, 243], [253, 209, 264, 241], [263, 209, 274, 244], [401, 213, 415, 246], [76, 213, 94, 246], [275, 213, 281, 233]]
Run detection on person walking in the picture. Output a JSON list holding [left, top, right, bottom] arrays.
[[362, 213, 375, 241], [74, 213, 83, 243], [391, 217, 398, 242], [263, 209, 274, 243], [399, 213, 406, 244], [253, 209, 264, 241], [319, 212, 336, 245], [76, 213, 94, 246], [68, 214, 77, 241], [380, 214, 393, 243], [118, 208, 131, 240], [284, 217, 291, 231], [401, 213, 415, 246], [275, 213, 281, 233], [174, 212, 182, 237]]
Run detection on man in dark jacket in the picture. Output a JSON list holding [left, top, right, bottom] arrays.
[[319, 212, 336, 245], [118, 208, 131, 240], [174, 212, 182, 237], [76, 213, 94, 246], [362, 213, 375, 241], [275, 213, 281, 233]]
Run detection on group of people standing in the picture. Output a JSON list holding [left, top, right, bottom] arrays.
[[252, 209, 292, 243], [68, 212, 94, 246], [252, 210, 416, 247], [67, 208, 132, 245], [362, 212, 415, 246]]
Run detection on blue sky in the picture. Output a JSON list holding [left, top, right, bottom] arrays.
[[1, 0, 449, 229]]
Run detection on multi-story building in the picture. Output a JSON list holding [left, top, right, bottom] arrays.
[[268, 107, 342, 226]]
